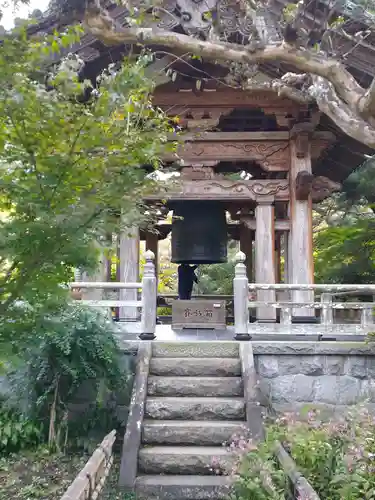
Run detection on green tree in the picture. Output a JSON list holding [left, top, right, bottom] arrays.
[[0, 28, 172, 345], [198, 245, 238, 295], [314, 158, 375, 283]]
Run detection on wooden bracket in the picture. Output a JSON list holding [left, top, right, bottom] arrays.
[[295, 171, 314, 200], [291, 122, 315, 158]]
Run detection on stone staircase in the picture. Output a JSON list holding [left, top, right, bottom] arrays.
[[134, 342, 249, 499]]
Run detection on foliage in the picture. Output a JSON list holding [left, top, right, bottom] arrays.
[[314, 158, 375, 284], [158, 261, 177, 294], [0, 27, 172, 333], [198, 262, 235, 295], [198, 246, 238, 295], [231, 406, 375, 500], [0, 406, 42, 456], [5, 302, 132, 450], [229, 434, 291, 500], [314, 219, 375, 283]]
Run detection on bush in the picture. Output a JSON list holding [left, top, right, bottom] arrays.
[[231, 405, 375, 500], [5, 302, 132, 451], [228, 434, 291, 500], [0, 406, 42, 455]]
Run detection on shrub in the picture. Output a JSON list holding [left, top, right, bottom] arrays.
[[5, 302, 132, 451], [231, 405, 375, 500], [228, 433, 291, 500], [0, 405, 42, 455]]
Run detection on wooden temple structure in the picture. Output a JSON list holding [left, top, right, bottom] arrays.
[[33, 0, 375, 324], [143, 85, 343, 323]]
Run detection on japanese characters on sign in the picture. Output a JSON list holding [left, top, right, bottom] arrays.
[[184, 307, 213, 319]]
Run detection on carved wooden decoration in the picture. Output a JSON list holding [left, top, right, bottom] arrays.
[[295, 172, 341, 202], [155, 0, 256, 40], [179, 141, 290, 170], [163, 106, 235, 130], [295, 171, 314, 200], [181, 165, 218, 180], [145, 179, 290, 201], [166, 132, 291, 171], [311, 176, 341, 202], [166, 130, 335, 170]]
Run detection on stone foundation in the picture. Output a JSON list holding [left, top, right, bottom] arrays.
[[252, 342, 375, 413], [119, 341, 375, 415]]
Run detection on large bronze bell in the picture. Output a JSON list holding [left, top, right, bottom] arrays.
[[171, 201, 228, 264]]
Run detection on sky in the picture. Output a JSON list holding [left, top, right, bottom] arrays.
[[2, 0, 50, 28]]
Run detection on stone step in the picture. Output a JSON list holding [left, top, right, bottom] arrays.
[[152, 342, 239, 358], [142, 420, 247, 446], [135, 475, 232, 500], [145, 397, 245, 421], [149, 358, 241, 377], [148, 376, 243, 397], [138, 445, 235, 475]]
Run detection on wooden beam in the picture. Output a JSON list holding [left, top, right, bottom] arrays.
[[166, 134, 290, 170], [165, 131, 335, 167], [169, 131, 290, 141], [153, 88, 304, 113], [241, 218, 290, 231], [144, 179, 290, 201]]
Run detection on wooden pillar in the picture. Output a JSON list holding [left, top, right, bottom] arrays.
[[289, 133, 315, 320], [255, 200, 276, 322], [145, 231, 159, 281], [281, 231, 289, 283], [274, 233, 281, 283], [119, 226, 140, 320], [81, 241, 107, 300], [239, 223, 253, 281]]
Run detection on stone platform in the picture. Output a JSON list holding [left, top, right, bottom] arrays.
[[117, 322, 369, 342]]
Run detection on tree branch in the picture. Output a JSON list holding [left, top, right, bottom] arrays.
[[83, 6, 364, 110], [358, 77, 375, 121], [309, 77, 375, 149], [271, 79, 313, 104]]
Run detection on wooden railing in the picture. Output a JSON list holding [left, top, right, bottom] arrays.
[[60, 430, 116, 500], [233, 251, 375, 338], [70, 251, 157, 339]]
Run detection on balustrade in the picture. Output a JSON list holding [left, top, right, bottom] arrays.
[[234, 252, 375, 338]]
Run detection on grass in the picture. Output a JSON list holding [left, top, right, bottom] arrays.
[[0, 447, 89, 500], [0, 447, 134, 500], [101, 458, 135, 500]]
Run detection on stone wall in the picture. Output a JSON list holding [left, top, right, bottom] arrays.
[[117, 341, 375, 415], [252, 342, 375, 414]]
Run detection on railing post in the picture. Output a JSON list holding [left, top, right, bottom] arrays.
[[280, 306, 292, 326], [140, 250, 157, 340], [361, 303, 374, 329], [321, 292, 333, 330], [234, 251, 251, 341]]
